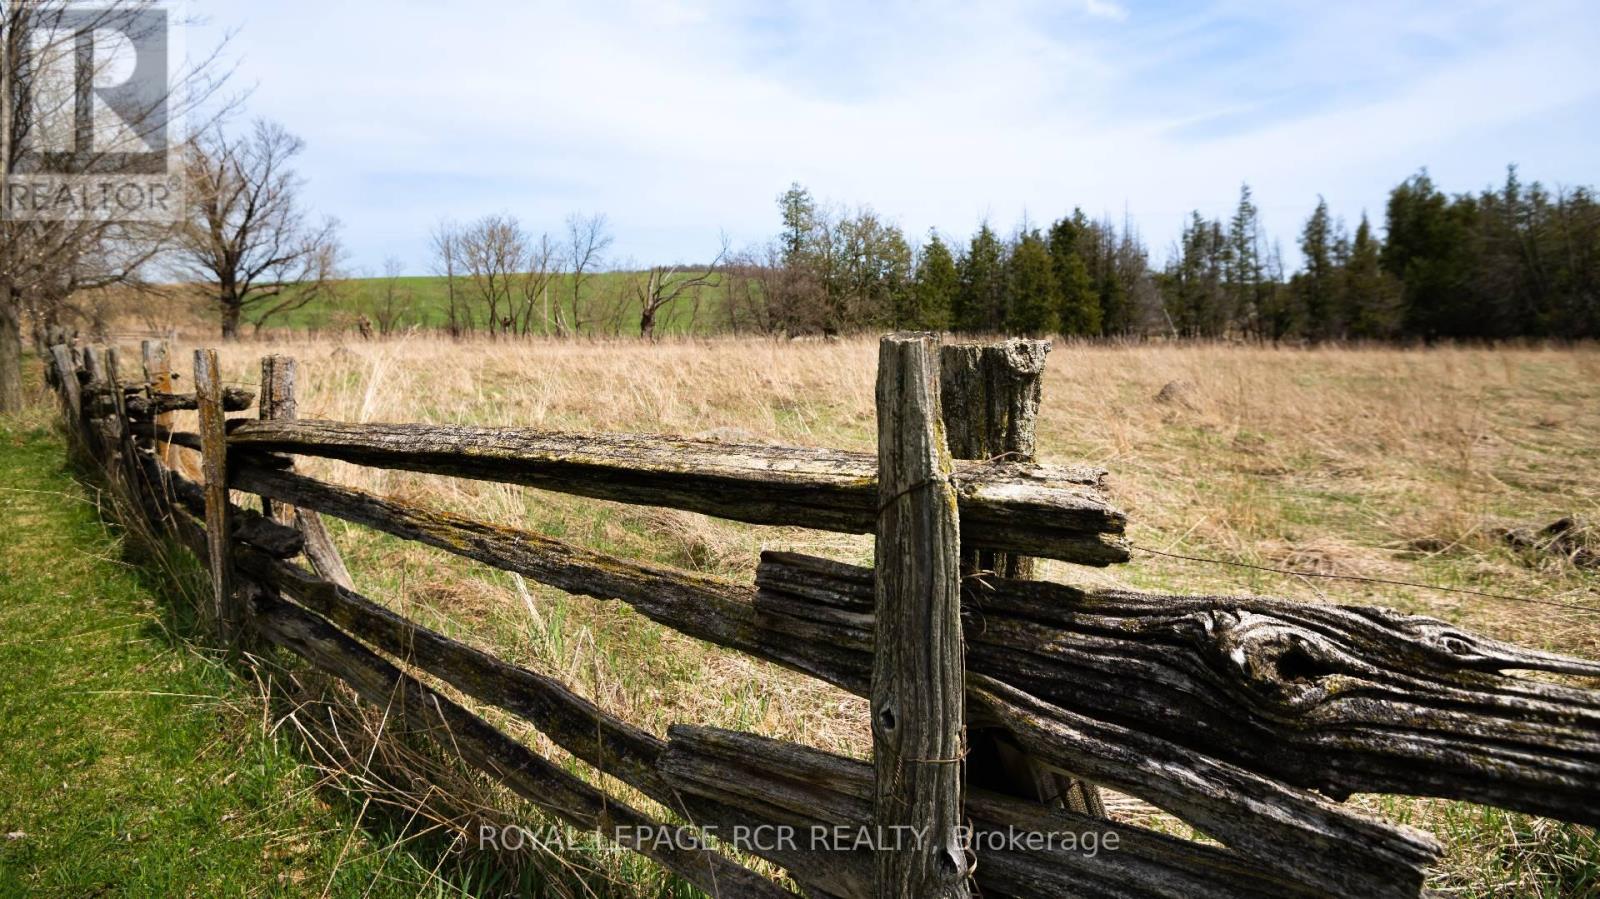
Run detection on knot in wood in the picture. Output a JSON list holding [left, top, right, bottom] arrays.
[[1202, 611, 1343, 709]]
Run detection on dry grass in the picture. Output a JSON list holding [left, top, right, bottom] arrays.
[[157, 333, 1598, 896]]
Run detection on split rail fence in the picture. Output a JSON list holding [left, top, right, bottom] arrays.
[[41, 334, 1600, 898]]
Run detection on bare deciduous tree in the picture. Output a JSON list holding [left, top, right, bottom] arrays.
[[723, 240, 829, 337], [1, 0, 229, 408], [517, 231, 560, 336], [633, 237, 728, 340], [429, 218, 468, 337], [374, 256, 413, 336], [560, 213, 611, 337], [174, 120, 343, 338], [448, 215, 564, 338], [459, 213, 525, 338]]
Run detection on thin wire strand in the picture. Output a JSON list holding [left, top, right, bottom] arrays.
[[1130, 542, 1600, 615]]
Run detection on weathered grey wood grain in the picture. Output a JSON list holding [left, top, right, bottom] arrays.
[[235, 547, 671, 801], [135, 453, 303, 558], [211, 543, 1348, 899], [249, 591, 792, 898], [103, 347, 130, 389], [125, 386, 255, 417], [942, 339, 1105, 821], [47, 345, 81, 425], [872, 334, 970, 898], [967, 673, 1439, 899], [257, 355, 355, 589], [230, 460, 1600, 832], [79, 347, 113, 459], [139, 340, 183, 471], [232, 463, 876, 695], [233, 552, 1284, 899], [759, 550, 1600, 827], [46, 344, 90, 462], [225, 418, 1130, 566], [127, 421, 203, 452], [101, 348, 143, 500], [258, 356, 296, 525], [195, 349, 241, 644], [82, 345, 107, 387], [660, 726, 1323, 899]]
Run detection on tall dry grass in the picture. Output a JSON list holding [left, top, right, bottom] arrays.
[[162, 334, 1598, 896]]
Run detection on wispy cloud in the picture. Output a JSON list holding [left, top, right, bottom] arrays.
[[1080, 0, 1130, 23], [190, 0, 1600, 272]]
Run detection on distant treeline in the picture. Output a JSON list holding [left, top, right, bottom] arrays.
[[731, 168, 1599, 342]]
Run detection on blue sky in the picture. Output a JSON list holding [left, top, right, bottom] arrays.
[[188, 0, 1600, 275]]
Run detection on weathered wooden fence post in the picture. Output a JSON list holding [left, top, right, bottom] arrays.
[[873, 333, 970, 899], [941, 339, 1105, 818], [258, 354, 354, 589], [103, 347, 139, 491], [46, 344, 83, 455], [80, 346, 110, 460], [195, 349, 241, 645], [140, 340, 176, 468], [258, 356, 296, 525], [82, 345, 106, 386]]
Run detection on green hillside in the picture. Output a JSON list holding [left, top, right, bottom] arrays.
[[274, 272, 734, 337]]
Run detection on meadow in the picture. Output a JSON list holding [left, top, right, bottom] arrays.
[[148, 335, 1600, 895], [128, 271, 745, 337]]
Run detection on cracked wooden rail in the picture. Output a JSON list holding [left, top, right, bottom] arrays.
[[233, 464, 1453, 894], [124, 387, 256, 416], [661, 725, 1332, 899], [132, 450, 304, 559], [53, 339, 1600, 899], [232, 546, 1337, 899], [151, 483, 790, 897], [238, 464, 1600, 828], [224, 418, 1131, 565], [759, 551, 1600, 827], [231, 462, 876, 692], [248, 591, 792, 899]]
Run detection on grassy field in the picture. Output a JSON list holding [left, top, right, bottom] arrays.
[[26, 335, 1600, 895]]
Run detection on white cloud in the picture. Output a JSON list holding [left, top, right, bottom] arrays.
[[188, 0, 1600, 271], [1080, 0, 1129, 23]]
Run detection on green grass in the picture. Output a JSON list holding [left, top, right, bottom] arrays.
[[0, 402, 484, 897]]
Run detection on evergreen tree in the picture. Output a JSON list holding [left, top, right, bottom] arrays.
[[766, 164, 1600, 342], [954, 223, 1006, 333], [1166, 212, 1229, 337], [1048, 213, 1102, 335], [1103, 220, 1152, 335], [1341, 214, 1402, 339], [1056, 250, 1097, 336], [777, 182, 817, 269], [1382, 170, 1476, 339], [1006, 230, 1060, 335], [1225, 184, 1263, 334], [1255, 239, 1300, 341], [906, 231, 958, 330], [1296, 196, 1339, 340]]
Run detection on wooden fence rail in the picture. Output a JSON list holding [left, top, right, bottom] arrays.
[[41, 334, 1600, 899]]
